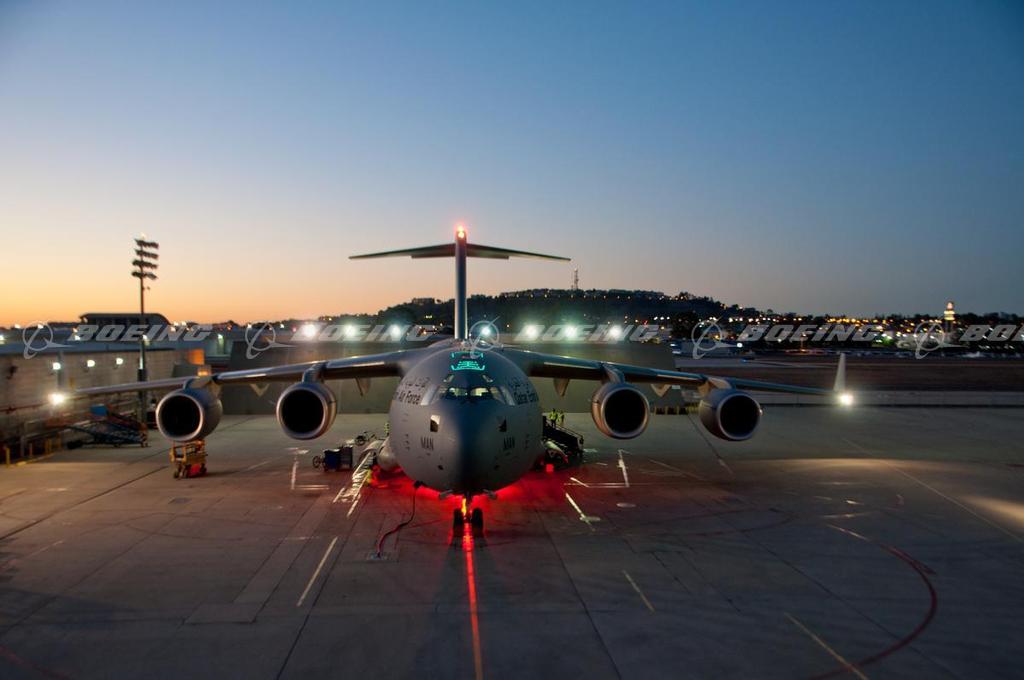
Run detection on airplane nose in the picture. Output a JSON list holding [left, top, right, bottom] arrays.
[[444, 408, 501, 491]]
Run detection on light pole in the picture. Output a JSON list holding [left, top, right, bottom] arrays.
[[132, 237, 159, 422]]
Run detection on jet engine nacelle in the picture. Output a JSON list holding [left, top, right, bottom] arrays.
[[156, 388, 223, 442], [590, 382, 650, 439], [276, 381, 337, 440], [699, 388, 761, 441]]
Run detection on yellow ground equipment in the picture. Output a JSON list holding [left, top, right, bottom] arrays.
[[170, 440, 207, 479]]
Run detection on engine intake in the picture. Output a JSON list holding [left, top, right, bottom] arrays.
[[156, 388, 223, 442], [276, 382, 337, 440], [591, 382, 649, 439], [699, 389, 761, 441]]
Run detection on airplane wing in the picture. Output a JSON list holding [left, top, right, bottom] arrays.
[[73, 349, 419, 398], [501, 347, 844, 398]]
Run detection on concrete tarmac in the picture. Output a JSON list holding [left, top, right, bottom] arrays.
[[1, 408, 1023, 679]]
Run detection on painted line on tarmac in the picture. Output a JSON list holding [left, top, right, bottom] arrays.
[[242, 459, 273, 472], [463, 533, 485, 680], [785, 612, 869, 680], [565, 481, 652, 489], [564, 492, 597, 531], [645, 458, 710, 481], [844, 437, 1022, 543], [296, 535, 338, 607], [617, 449, 631, 487], [622, 570, 655, 612]]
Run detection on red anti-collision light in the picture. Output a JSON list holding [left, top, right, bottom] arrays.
[[456, 224, 467, 240]]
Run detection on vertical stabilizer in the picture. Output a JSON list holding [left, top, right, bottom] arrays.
[[349, 226, 569, 341], [454, 225, 468, 340]]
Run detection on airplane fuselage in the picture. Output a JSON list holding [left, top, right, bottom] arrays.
[[386, 344, 544, 495]]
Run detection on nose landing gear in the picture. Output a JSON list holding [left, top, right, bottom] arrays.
[[451, 496, 485, 543]]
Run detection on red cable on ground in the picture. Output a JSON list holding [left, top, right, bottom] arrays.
[[375, 482, 422, 557]]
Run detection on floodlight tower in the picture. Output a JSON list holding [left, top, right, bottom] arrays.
[[132, 236, 159, 420]]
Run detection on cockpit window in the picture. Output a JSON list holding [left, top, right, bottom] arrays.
[[433, 372, 507, 403]]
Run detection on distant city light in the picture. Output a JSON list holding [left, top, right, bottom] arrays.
[[48, 392, 67, 406], [51, 361, 62, 372], [301, 323, 317, 338], [85, 359, 96, 368]]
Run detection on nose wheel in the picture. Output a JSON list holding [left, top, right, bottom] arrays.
[[452, 500, 485, 538], [470, 507, 484, 536]]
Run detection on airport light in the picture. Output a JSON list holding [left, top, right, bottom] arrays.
[[609, 325, 623, 339], [565, 325, 578, 340], [524, 325, 540, 340], [838, 392, 855, 407], [479, 326, 492, 337], [85, 359, 96, 369], [343, 324, 357, 339], [115, 357, 124, 366], [300, 323, 318, 339], [0, 333, 5, 344], [389, 324, 403, 340], [48, 392, 67, 406], [52, 361, 62, 372], [133, 235, 159, 422], [456, 224, 467, 240]]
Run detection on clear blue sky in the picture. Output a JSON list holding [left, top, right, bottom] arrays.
[[1, 1, 1022, 323]]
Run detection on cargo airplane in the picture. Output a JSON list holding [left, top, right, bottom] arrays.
[[76, 225, 851, 531]]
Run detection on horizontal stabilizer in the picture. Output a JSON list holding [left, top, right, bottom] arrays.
[[350, 243, 569, 261]]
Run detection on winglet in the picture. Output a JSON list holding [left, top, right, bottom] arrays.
[[833, 352, 846, 393], [833, 353, 854, 406]]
